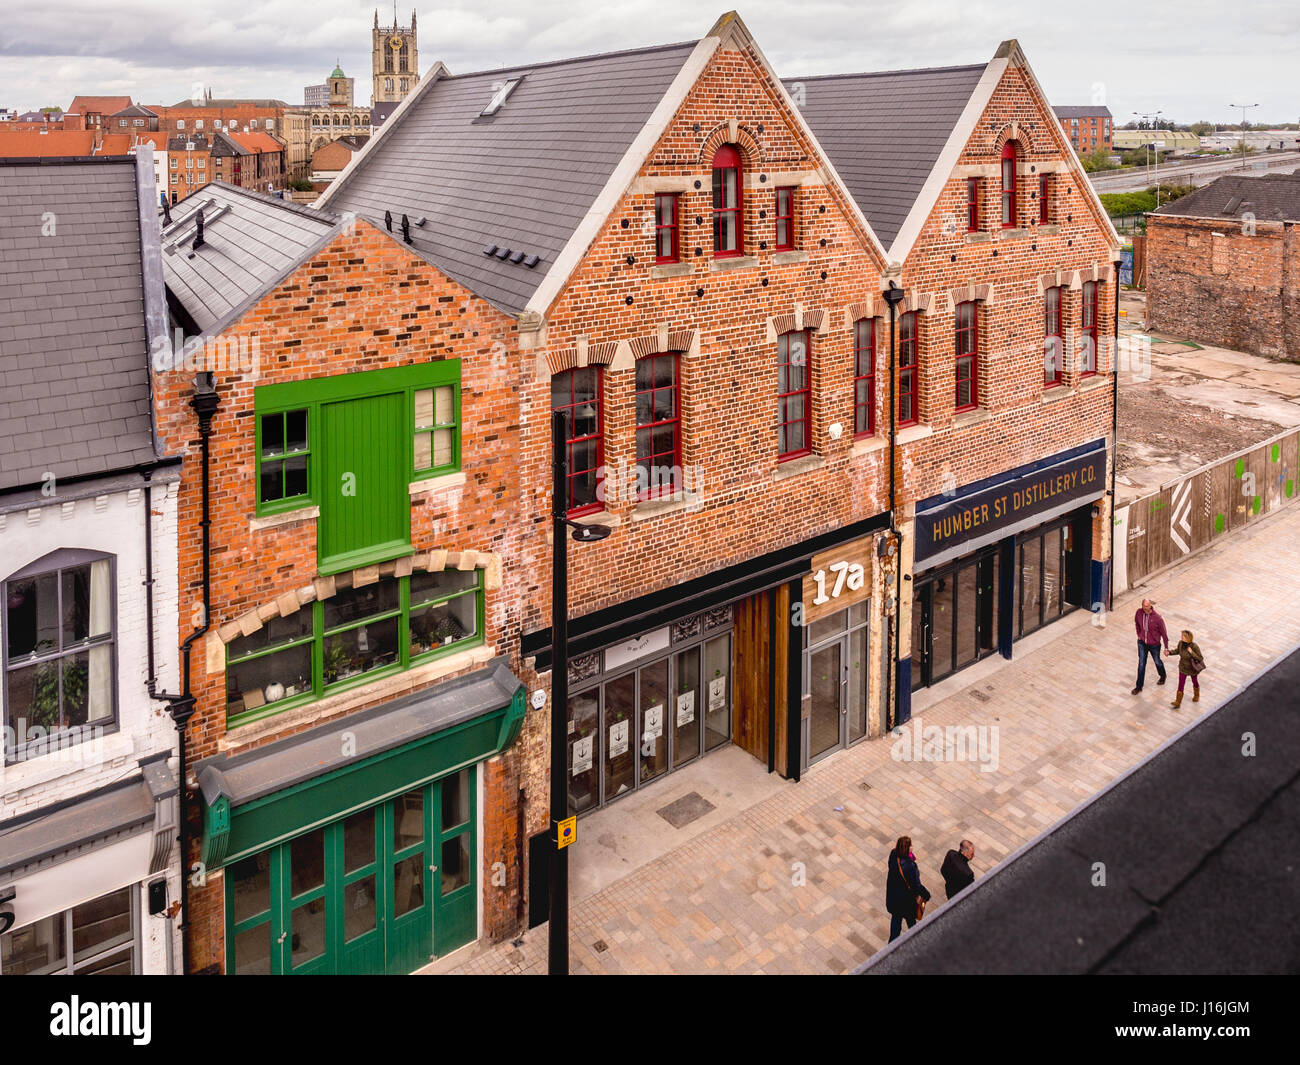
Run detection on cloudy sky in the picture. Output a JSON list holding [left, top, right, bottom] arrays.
[[0, 0, 1295, 125]]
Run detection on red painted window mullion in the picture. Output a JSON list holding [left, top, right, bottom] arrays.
[[853, 318, 875, 437], [1044, 287, 1063, 387], [634, 352, 681, 500], [898, 312, 918, 427], [777, 330, 811, 460], [955, 302, 979, 411]]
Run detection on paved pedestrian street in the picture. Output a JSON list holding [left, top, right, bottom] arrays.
[[433, 503, 1300, 975]]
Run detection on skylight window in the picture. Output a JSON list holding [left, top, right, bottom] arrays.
[[481, 77, 523, 116]]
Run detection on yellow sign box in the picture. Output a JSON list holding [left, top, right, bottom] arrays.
[[557, 815, 577, 849]]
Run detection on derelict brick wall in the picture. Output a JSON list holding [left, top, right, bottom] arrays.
[[1147, 216, 1300, 361]]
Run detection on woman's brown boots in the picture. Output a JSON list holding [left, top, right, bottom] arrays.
[[1171, 691, 1183, 709]]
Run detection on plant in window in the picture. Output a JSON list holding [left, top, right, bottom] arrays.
[[323, 637, 355, 684]]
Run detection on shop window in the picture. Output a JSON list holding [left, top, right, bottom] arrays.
[[3, 551, 116, 764], [1000, 140, 1018, 228], [0, 886, 135, 974], [634, 352, 680, 499], [899, 311, 919, 426], [654, 192, 679, 263], [551, 366, 603, 516], [711, 144, 743, 258], [853, 318, 875, 437], [1044, 287, 1063, 387], [1080, 280, 1099, 375], [777, 330, 810, 460], [774, 186, 795, 250], [955, 301, 979, 411], [225, 569, 483, 725], [966, 177, 979, 232]]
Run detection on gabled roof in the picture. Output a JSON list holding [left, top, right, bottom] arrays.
[[160, 181, 345, 336], [225, 130, 283, 154], [369, 102, 399, 126], [169, 97, 288, 109], [0, 155, 162, 490], [69, 95, 133, 114], [112, 104, 158, 118], [782, 64, 987, 250], [317, 39, 704, 315], [1153, 172, 1300, 223], [1053, 105, 1112, 119]]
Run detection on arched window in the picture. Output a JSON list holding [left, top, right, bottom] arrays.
[[3, 549, 117, 762], [1001, 140, 1018, 228], [712, 144, 743, 258], [552, 367, 604, 516]]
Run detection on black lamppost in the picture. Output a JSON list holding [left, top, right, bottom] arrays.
[[882, 280, 907, 729], [549, 409, 611, 976]]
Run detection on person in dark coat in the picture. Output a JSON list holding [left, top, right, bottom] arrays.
[[886, 835, 931, 942], [940, 840, 976, 900], [1165, 629, 1205, 709]]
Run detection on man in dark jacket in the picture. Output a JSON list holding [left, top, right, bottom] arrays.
[[940, 840, 976, 899], [886, 836, 931, 942], [1132, 598, 1169, 694]]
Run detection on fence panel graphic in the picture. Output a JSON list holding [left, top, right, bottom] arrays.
[[1120, 428, 1298, 591]]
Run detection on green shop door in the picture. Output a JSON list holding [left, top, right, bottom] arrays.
[[226, 766, 477, 975]]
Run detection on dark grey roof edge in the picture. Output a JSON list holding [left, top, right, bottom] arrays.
[[0, 154, 137, 167], [855, 638, 1300, 973], [195, 656, 522, 808], [135, 144, 168, 460], [0, 776, 154, 876], [440, 37, 698, 82], [0, 457, 181, 508], [784, 61, 986, 83]]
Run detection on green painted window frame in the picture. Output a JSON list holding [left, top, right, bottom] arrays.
[[411, 384, 461, 480], [252, 360, 462, 518], [225, 569, 484, 728], [255, 409, 312, 513]]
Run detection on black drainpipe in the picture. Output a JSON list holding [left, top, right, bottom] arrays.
[[882, 280, 907, 731], [146, 371, 220, 974], [1110, 258, 1121, 612]]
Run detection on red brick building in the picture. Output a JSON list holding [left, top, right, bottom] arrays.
[[67, 94, 134, 130], [149, 12, 1118, 973], [1147, 173, 1300, 361], [1054, 105, 1113, 154]]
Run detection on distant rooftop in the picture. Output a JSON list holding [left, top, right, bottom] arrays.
[[1153, 172, 1300, 222]]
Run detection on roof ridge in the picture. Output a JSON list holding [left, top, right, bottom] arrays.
[[166, 179, 342, 228], [784, 62, 987, 82], [442, 38, 699, 81]]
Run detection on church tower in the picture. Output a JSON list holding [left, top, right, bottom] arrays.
[[371, 8, 419, 108]]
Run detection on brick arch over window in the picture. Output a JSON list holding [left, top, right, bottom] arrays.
[[697, 122, 764, 168], [990, 121, 1041, 157]]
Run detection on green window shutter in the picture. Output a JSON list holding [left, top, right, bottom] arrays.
[[318, 392, 411, 573]]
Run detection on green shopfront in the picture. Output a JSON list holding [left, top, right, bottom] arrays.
[[196, 660, 524, 975]]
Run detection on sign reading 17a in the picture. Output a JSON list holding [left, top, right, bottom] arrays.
[[810, 560, 866, 605]]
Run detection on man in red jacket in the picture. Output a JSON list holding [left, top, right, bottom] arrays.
[[1132, 598, 1169, 694]]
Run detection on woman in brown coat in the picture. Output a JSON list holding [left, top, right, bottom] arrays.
[[1165, 629, 1204, 709]]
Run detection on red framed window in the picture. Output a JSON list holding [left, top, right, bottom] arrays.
[[654, 192, 679, 263], [853, 318, 875, 437], [1001, 141, 1017, 228], [898, 311, 918, 427], [712, 144, 743, 258], [955, 301, 979, 411], [966, 177, 979, 232], [777, 330, 810, 459], [1044, 287, 1063, 387], [551, 367, 604, 516], [1038, 173, 1050, 225], [775, 186, 795, 250], [634, 352, 681, 499], [1080, 280, 1098, 376]]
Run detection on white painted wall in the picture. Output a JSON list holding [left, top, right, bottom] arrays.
[[0, 475, 183, 973]]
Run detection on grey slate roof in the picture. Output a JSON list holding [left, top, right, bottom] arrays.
[[782, 64, 987, 249], [161, 181, 343, 336], [1053, 105, 1112, 119], [320, 40, 700, 315], [1153, 172, 1300, 222], [0, 156, 158, 491]]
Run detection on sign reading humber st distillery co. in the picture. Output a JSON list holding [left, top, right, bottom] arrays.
[[915, 446, 1107, 563]]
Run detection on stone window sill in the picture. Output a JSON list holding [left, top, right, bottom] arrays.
[[1039, 224, 1061, 236], [965, 232, 992, 244], [1040, 384, 1071, 404], [851, 435, 888, 457], [410, 471, 466, 496], [629, 494, 704, 522], [1077, 374, 1111, 394], [771, 250, 809, 266], [998, 227, 1031, 240], [709, 254, 758, 273], [649, 261, 693, 280], [250, 505, 319, 532], [570, 509, 622, 528], [771, 454, 826, 481], [896, 423, 934, 445], [951, 407, 993, 430]]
